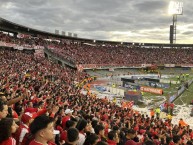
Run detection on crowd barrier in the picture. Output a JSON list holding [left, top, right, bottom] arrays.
[[123, 82, 141, 90], [169, 80, 193, 103]]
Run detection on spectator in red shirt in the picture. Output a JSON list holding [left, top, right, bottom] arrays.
[[125, 129, 142, 145], [60, 120, 77, 143], [107, 131, 119, 145], [0, 118, 19, 145], [24, 101, 38, 113], [29, 115, 56, 145], [14, 112, 37, 145], [62, 109, 73, 128]]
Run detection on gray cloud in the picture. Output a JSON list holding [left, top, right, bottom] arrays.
[[133, 1, 168, 14], [182, 31, 193, 35], [0, 0, 192, 44]]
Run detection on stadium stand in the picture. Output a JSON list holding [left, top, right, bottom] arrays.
[[46, 40, 193, 66], [1, 32, 193, 66], [0, 23, 193, 145]]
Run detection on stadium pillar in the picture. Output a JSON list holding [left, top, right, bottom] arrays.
[[170, 14, 177, 44]]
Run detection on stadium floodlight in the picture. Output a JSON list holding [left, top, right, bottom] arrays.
[[168, 1, 183, 44], [168, 1, 183, 15]]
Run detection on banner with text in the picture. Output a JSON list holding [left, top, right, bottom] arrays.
[[140, 86, 163, 95]]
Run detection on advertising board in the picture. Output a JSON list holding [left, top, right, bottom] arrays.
[[140, 86, 163, 95]]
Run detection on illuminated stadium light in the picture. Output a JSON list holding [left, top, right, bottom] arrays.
[[168, 1, 183, 15], [168, 1, 183, 44]]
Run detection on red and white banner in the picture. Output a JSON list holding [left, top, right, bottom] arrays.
[[122, 101, 134, 108], [17, 33, 31, 38], [180, 64, 193, 67], [141, 64, 152, 67], [0, 41, 44, 50], [34, 45, 44, 49], [140, 86, 163, 95], [165, 64, 175, 67]]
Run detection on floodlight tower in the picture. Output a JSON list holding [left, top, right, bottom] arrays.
[[168, 1, 183, 44]]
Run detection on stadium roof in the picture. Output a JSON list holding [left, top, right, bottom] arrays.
[[0, 17, 193, 48]]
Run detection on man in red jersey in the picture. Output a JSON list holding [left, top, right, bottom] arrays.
[[29, 115, 58, 145], [125, 129, 142, 145], [62, 109, 73, 128], [14, 112, 37, 145]]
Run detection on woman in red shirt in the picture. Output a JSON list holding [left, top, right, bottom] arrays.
[[0, 118, 19, 145]]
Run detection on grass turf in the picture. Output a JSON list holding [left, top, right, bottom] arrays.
[[141, 75, 193, 107]]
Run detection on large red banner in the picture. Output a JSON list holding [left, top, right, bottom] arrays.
[[140, 86, 163, 95]]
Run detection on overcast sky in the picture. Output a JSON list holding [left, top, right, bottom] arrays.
[[0, 0, 192, 44]]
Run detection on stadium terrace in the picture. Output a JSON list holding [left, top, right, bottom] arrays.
[[0, 18, 193, 145]]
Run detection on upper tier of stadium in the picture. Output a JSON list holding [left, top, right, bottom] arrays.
[[1, 17, 193, 47], [1, 17, 193, 69]]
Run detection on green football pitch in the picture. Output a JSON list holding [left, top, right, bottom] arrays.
[[140, 74, 193, 108]]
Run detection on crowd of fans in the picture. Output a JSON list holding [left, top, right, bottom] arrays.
[[1, 32, 193, 145], [48, 44, 193, 65], [1, 32, 193, 65], [0, 49, 193, 145]]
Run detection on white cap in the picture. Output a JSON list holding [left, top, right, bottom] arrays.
[[53, 130, 60, 135], [65, 109, 73, 114]]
